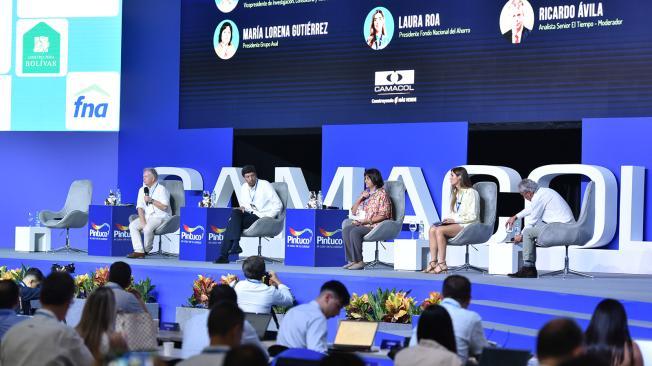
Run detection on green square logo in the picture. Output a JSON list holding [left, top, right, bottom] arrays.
[[22, 22, 60, 74]]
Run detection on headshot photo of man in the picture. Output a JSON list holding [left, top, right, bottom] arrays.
[[500, 0, 534, 44], [216, 0, 238, 14]]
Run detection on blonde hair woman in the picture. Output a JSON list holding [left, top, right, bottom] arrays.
[[76, 287, 128, 362], [424, 167, 480, 274]]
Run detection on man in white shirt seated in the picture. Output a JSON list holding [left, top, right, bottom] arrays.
[[182, 284, 268, 358], [215, 165, 282, 263], [178, 302, 244, 366], [0, 272, 94, 366], [234, 256, 294, 314], [506, 179, 575, 278], [106, 261, 147, 313], [409, 275, 489, 364], [277, 280, 350, 353], [128, 167, 172, 258]]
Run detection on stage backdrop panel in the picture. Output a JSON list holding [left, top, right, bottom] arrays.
[[0, 132, 118, 249], [118, 0, 233, 204], [582, 117, 652, 250], [322, 121, 468, 220]]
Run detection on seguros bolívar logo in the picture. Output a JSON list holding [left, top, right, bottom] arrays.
[[317, 228, 343, 246], [209, 225, 226, 242], [181, 224, 205, 242], [287, 227, 313, 245], [89, 222, 110, 238], [113, 223, 131, 240]]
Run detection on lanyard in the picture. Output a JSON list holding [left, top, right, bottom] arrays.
[[249, 180, 258, 202], [455, 190, 465, 212]]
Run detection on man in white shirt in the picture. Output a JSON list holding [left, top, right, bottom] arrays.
[[234, 256, 294, 314], [182, 284, 268, 358], [215, 165, 282, 263], [277, 280, 350, 353], [409, 275, 489, 364], [506, 179, 575, 278], [178, 301, 244, 366], [0, 272, 94, 366], [128, 168, 172, 258]]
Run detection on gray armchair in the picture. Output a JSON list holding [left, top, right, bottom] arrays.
[[240, 182, 288, 263], [537, 181, 595, 278], [129, 180, 185, 257], [39, 179, 93, 253], [342, 180, 406, 269], [448, 182, 497, 273]]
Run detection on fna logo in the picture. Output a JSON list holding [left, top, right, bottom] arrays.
[[181, 224, 205, 242], [89, 222, 110, 238], [318, 228, 343, 246], [287, 228, 313, 245], [113, 223, 131, 240], [209, 225, 226, 242]]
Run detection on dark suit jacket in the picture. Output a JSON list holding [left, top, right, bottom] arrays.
[[503, 27, 531, 43]]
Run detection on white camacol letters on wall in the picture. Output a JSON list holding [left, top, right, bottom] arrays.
[[155, 167, 203, 191], [323, 167, 365, 210], [212, 167, 244, 207], [619, 166, 649, 250], [387, 167, 439, 227], [275, 167, 310, 209]]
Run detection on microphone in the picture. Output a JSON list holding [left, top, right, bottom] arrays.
[[144, 187, 150, 205]]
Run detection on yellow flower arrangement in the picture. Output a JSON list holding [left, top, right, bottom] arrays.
[[420, 291, 444, 310], [220, 273, 239, 286], [383, 291, 416, 323], [188, 275, 217, 307]]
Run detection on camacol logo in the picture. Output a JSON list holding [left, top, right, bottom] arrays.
[[73, 84, 110, 118], [374, 70, 415, 94], [317, 228, 344, 246], [89, 222, 110, 238], [287, 227, 313, 245], [209, 225, 226, 242], [181, 224, 205, 242], [113, 223, 131, 240]]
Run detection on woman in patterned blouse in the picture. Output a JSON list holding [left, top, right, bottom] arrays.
[[424, 167, 480, 274], [342, 168, 393, 270]]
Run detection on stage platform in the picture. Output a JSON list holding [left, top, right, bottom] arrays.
[[2, 249, 651, 353]]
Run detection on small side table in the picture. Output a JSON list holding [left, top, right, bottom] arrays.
[[393, 239, 430, 271], [488, 242, 522, 275], [15, 226, 51, 252]]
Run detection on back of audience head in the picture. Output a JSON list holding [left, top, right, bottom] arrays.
[[208, 301, 245, 347], [209, 284, 238, 308], [320, 352, 365, 366], [317, 280, 350, 318], [39, 272, 75, 320], [242, 256, 266, 281], [23, 267, 44, 287], [0, 279, 19, 309], [417, 304, 457, 354], [537, 318, 583, 366], [558, 353, 610, 366], [442, 274, 471, 307], [76, 287, 117, 360], [585, 298, 634, 366], [108, 261, 132, 289], [224, 344, 268, 366]]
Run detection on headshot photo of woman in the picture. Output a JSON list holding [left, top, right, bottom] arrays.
[[424, 167, 480, 274], [216, 0, 238, 14], [214, 21, 238, 60], [364, 8, 394, 50]]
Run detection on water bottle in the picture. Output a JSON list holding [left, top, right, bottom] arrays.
[[512, 219, 521, 240], [418, 220, 425, 240], [211, 190, 217, 208], [34, 211, 41, 227], [116, 188, 122, 205], [317, 190, 323, 209], [27, 212, 34, 226]]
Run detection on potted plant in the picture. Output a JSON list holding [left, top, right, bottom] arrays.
[[175, 275, 218, 330], [130, 277, 159, 319], [345, 288, 419, 332]]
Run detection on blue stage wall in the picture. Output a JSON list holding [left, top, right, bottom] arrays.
[[322, 122, 468, 217], [0, 132, 119, 250], [582, 117, 652, 249], [118, 0, 233, 204]]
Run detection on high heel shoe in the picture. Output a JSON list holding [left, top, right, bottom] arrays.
[[422, 261, 437, 273], [433, 261, 448, 274]]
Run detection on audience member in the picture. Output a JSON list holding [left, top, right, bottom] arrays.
[[277, 280, 350, 353], [320, 352, 365, 366], [584, 299, 643, 366], [0, 280, 25, 339], [535, 318, 583, 366], [75, 286, 128, 362], [18, 267, 44, 315], [182, 284, 268, 358], [409, 275, 488, 363], [395, 304, 462, 366], [107, 261, 147, 313], [0, 272, 94, 365], [178, 301, 245, 366], [558, 353, 610, 366], [224, 344, 268, 366], [234, 256, 294, 313]]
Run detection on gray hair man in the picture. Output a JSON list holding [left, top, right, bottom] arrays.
[[127, 168, 172, 258], [505, 179, 575, 278]]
